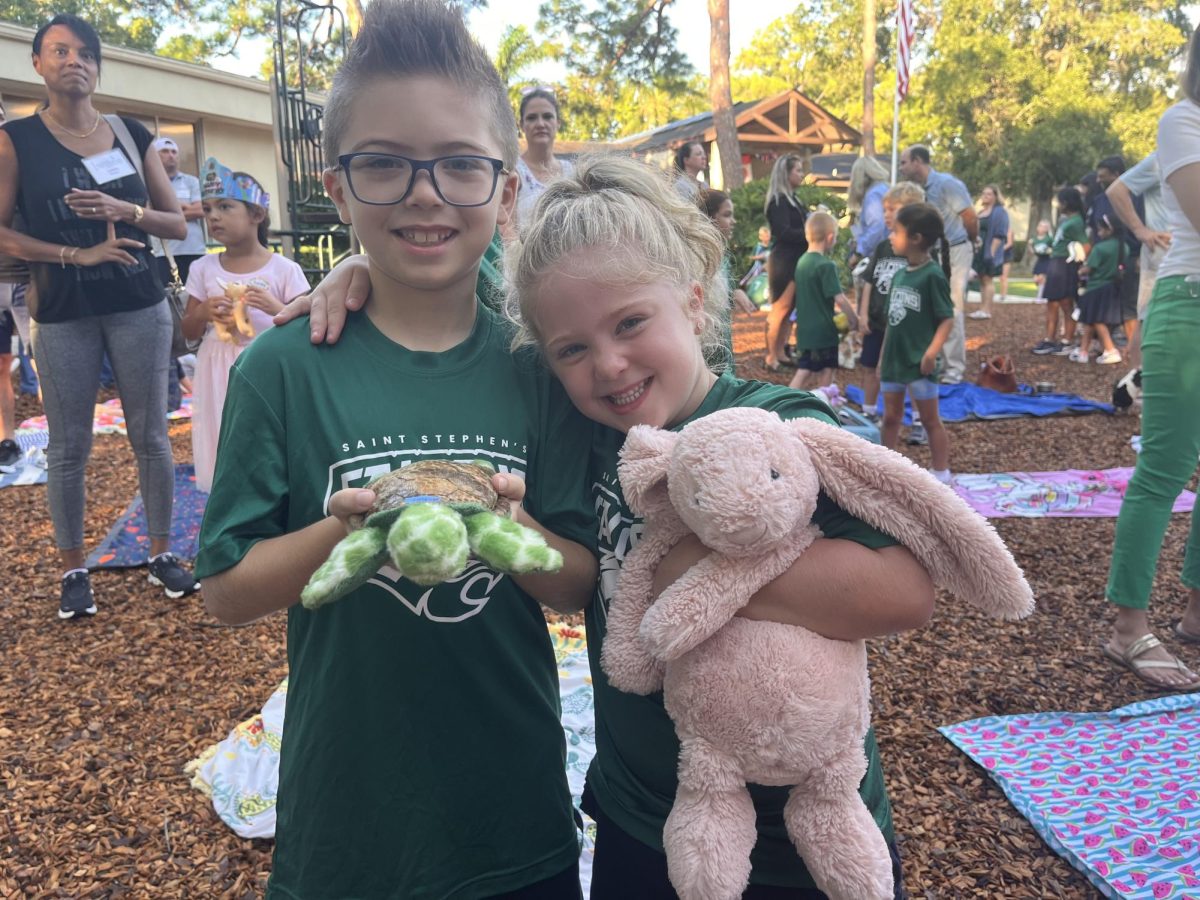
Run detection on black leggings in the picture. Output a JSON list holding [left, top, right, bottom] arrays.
[[586, 790, 908, 900]]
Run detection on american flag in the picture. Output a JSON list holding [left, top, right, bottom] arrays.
[[897, 0, 916, 101]]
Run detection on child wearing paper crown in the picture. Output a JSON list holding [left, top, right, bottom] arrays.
[[180, 158, 309, 491]]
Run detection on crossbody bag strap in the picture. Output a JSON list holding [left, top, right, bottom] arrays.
[[105, 115, 181, 285]]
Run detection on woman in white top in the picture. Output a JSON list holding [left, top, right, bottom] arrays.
[[673, 141, 707, 199], [1103, 26, 1200, 691], [515, 88, 572, 225]]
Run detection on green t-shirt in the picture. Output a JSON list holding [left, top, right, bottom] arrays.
[[862, 238, 908, 334], [195, 305, 595, 899], [880, 260, 954, 384], [1031, 234, 1053, 257], [583, 371, 898, 888], [1051, 214, 1087, 259], [792, 251, 844, 352], [1084, 237, 1121, 290]]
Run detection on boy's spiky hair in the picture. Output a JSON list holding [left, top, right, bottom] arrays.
[[322, 0, 518, 169]]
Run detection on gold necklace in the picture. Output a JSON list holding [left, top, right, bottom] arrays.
[[42, 107, 102, 139]]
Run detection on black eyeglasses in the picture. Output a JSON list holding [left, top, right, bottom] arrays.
[[335, 153, 506, 207]]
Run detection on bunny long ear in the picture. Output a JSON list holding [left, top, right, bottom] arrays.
[[787, 418, 1034, 621], [617, 425, 679, 518]]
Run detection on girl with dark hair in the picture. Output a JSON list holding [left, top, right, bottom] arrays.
[[762, 154, 809, 370], [515, 87, 571, 223], [673, 140, 707, 199], [879, 202, 954, 483], [0, 12, 196, 618], [1102, 25, 1200, 691], [701, 188, 756, 365], [1032, 186, 1087, 355], [180, 158, 308, 493]]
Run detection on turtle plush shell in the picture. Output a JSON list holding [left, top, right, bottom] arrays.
[[349, 460, 509, 530]]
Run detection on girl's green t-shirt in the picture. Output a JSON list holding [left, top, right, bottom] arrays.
[[880, 260, 955, 384], [583, 371, 898, 889]]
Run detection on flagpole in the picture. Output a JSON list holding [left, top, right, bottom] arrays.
[[890, 0, 902, 182]]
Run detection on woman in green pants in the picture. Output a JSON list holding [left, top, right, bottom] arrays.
[[1103, 27, 1200, 690]]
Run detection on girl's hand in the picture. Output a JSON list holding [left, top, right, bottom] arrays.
[[242, 285, 283, 316], [845, 310, 860, 333], [920, 350, 937, 376], [857, 319, 871, 337], [65, 188, 137, 224], [74, 221, 144, 267], [732, 289, 757, 314], [328, 488, 376, 534], [205, 295, 235, 326], [273, 254, 371, 344]]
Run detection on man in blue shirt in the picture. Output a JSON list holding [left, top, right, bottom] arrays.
[[899, 145, 978, 384]]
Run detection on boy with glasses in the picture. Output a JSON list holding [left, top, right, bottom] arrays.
[[194, 1, 598, 896]]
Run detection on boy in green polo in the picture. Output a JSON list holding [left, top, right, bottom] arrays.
[[194, 2, 597, 897], [788, 211, 859, 390]]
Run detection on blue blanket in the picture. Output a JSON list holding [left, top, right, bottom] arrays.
[[84, 464, 207, 569], [845, 383, 1112, 426]]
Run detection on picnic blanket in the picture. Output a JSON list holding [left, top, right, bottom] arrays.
[[940, 693, 1200, 899], [952, 468, 1195, 518], [0, 431, 49, 489], [186, 623, 601, 894], [84, 464, 207, 569], [18, 394, 193, 436], [844, 383, 1112, 426]]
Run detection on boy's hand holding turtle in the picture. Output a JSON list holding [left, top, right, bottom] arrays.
[[302, 461, 562, 610]]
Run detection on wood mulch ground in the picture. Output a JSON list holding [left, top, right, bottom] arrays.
[[1, 301, 1194, 898]]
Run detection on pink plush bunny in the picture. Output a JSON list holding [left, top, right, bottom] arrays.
[[601, 406, 1034, 900]]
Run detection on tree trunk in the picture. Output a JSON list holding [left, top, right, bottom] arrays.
[[862, 0, 876, 156], [708, 0, 744, 190]]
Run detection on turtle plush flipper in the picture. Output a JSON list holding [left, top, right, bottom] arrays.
[[301, 527, 389, 610], [464, 512, 564, 576], [387, 502, 470, 586]]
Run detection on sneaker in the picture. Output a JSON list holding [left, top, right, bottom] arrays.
[[148, 552, 200, 599], [1097, 349, 1123, 365], [968, 310, 992, 320], [1031, 340, 1057, 355], [907, 424, 928, 445], [0, 439, 19, 474], [59, 570, 97, 619], [1068, 348, 1090, 363], [1052, 341, 1075, 356]]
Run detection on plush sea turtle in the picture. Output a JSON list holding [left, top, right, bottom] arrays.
[[301, 460, 563, 610]]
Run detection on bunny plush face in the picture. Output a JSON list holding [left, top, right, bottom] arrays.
[[625, 410, 822, 556]]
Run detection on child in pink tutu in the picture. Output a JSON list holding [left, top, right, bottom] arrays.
[[181, 158, 309, 491]]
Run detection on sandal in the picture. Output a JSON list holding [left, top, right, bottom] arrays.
[[1174, 621, 1200, 644], [1101, 634, 1200, 691]]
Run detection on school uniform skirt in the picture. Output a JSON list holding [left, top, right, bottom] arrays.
[[1043, 258, 1080, 301], [1077, 283, 1122, 326], [1033, 256, 1051, 277]]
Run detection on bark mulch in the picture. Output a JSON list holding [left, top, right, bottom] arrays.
[[2, 302, 1194, 898]]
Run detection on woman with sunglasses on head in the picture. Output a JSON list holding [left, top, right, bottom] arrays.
[[515, 87, 573, 227], [0, 13, 199, 621]]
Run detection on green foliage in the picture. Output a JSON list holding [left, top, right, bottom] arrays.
[[536, 0, 702, 140], [496, 24, 560, 111], [734, 0, 1187, 219]]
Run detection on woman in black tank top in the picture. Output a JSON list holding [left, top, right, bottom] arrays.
[[762, 155, 809, 371], [0, 14, 197, 618]]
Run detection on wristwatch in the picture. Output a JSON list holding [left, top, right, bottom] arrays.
[[131, 203, 145, 223]]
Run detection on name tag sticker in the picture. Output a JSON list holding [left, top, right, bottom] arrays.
[[82, 149, 137, 185]]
